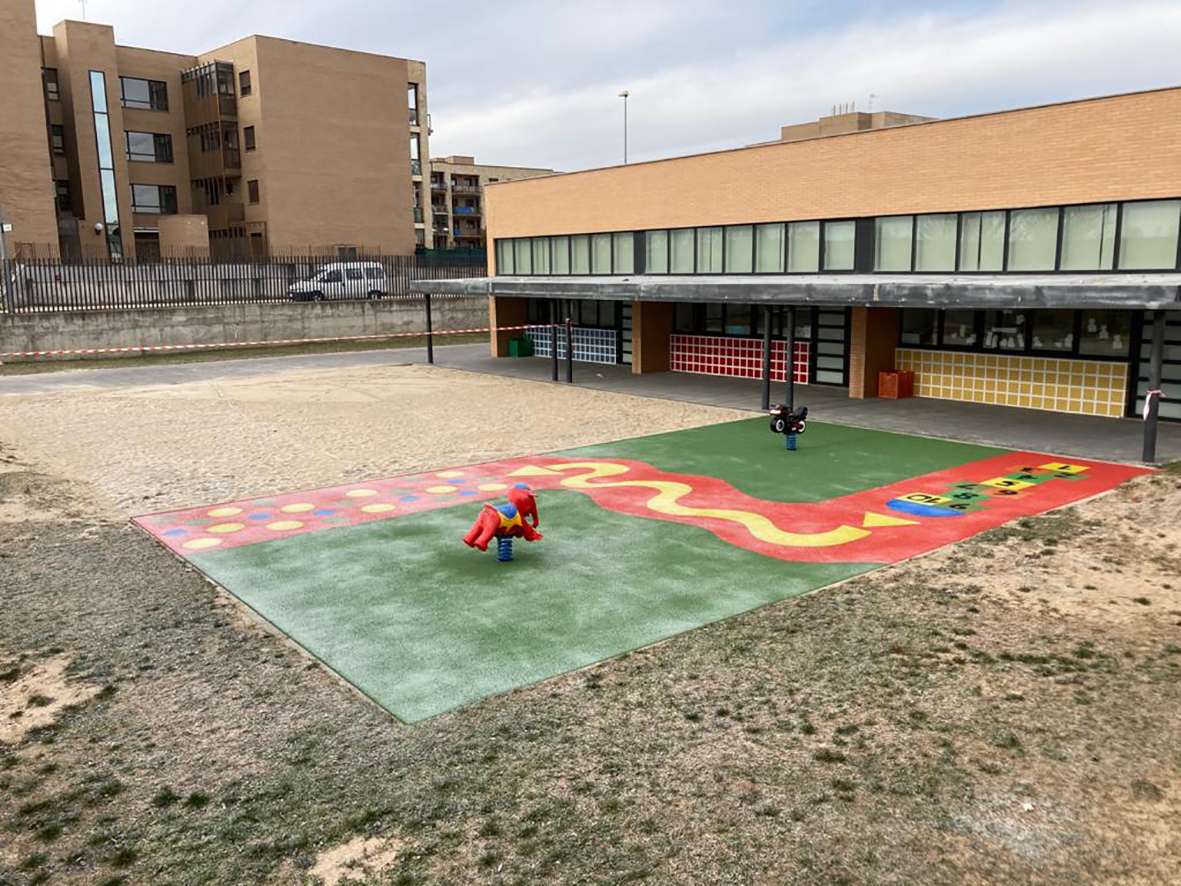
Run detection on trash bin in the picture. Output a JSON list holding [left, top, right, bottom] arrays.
[[879, 369, 915, 399], [508, 338, 534, 358]]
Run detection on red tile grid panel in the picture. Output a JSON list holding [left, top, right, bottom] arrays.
[[670, 335, 810, 384]]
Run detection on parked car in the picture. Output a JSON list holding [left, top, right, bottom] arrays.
[[288, 262, 388, 301]]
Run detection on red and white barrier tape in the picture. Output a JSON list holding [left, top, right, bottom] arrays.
[[0, 324, 548, 360], [1143, 388, 1163, 421]]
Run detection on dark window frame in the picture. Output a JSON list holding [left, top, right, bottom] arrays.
[[124, 131, 173, 163], [43, 68, 60, 101], [492, 199, 1181, 279], [239, 70, 252, 97], [243, 125, 256, 152], [50, 124, 66, 155], [119, 76, 169, 111], [897, 307, 1134, 363], [248, 179, 260, 204], [129, 183, 178, 215]]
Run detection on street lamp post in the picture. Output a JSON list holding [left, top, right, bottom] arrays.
[[618, 90, 629, 164]]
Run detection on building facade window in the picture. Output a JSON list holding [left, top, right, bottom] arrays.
[[494, 198, 1181, 279], [125, 131, 173, 163], [670, 229, 694, 273], [532, 237, 550, 275], [724, 225, 753, 273], [1006, 207, 1059, 271], [50, 124, 66, 155], [958, 210, 1005, 271], [1060, 203, 1116, 270], [55, 180, 71, 213], [645, 230, 668, 274], [407, 82, 418, 124], [248, 179, 260, 204], [43, 68, 59, 101], [89, 70, 123, 260], [243, 125, 256, 151], [239, 70, 252, 96], [1118, 199, 1181, 270], [901, 307, 1132, 360], [551, 235, 570, 274], [914, 213, 957, 271], [696, 227, 722, 273], [874, 216, 913, 271], [120, 76, 168, 111], [823, 220, 855, 271], [755, 223, 785, 273], [787, 221, 819, 272], [130, 184, 178, 214]]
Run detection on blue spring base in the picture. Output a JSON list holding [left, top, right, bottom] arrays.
[[785, 434, 797, 451], [496, 536, 514, 562]]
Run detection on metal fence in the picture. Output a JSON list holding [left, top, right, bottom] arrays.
[[0, 252, 488, 314]]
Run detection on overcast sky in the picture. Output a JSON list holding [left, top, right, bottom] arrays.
[[34, 0, 1181, 172]]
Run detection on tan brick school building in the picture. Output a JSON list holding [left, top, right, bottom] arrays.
[[414, 87, 1181, 426]]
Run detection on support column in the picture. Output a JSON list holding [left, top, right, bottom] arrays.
[[488, 295, 528, 357], [761, 306, 773, 410], [848, 306, 901, 398], [786, 306, 796, 411], [1143, 310, 1165, 463], [631, 300, 674, 374]]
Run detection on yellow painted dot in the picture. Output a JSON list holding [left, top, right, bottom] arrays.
[[183, 537, 222, 550], [281, 503, 315, 513], [436, 470, 465, 478], [207, 507, 241, 518], [207, 522, 246, 534], [426, 485, 458, 494], [266, 520, 304, 531], [478, 483, 508, 492], [346, 489, 378, 498], [361, 503, 397, 514]]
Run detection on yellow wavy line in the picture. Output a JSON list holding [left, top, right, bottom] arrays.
[[545, 462, 870, 549]]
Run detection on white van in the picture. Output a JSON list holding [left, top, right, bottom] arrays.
[[288, 262, 389, 301]]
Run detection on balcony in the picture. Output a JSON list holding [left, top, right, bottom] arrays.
[[205, 201, 245, 229], [430, 180, 447, 191], [432, 205, 448, 215], [410, 159, 422, 176], [409, 108, 418, 125], [413, 206, 424, 223], [452, 205, 480, 216], [451, 182, 480, 194]]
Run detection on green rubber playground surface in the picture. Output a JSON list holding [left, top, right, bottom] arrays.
[[172, 419, 1009, 723]]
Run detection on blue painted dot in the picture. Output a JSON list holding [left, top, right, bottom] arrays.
[[163, 529, 187, 536], [399, 495, 419, 502], [312, 509, 335, 516], [248, 513, 272, 521], [458, 490, 477, 496]]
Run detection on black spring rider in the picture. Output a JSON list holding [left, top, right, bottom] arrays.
[[769, 405, 808, 451]]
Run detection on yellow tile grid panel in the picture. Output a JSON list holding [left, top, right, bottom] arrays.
[[894, 349, 1127, 418]]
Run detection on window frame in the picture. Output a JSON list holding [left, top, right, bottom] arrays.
[[897, 307, 1133, 362], [243, 125, 256, 152], [490, 199, 1181, 279], [129, 183, 178, 215], [124, 130, 173, 164], [247, 179, 260, 204], [239, 70, 252, 97], [119, 76, 169, 111]]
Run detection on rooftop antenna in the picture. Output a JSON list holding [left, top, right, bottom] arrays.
[[78, 0, 89, 21], [868, 93, 879, 112]]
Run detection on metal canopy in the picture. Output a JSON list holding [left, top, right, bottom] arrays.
[[409, 273, 1181, 310]]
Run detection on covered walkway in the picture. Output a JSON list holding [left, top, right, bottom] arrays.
[[425, 344, 1181, 465]]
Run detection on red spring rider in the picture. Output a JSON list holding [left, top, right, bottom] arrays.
[[463, 484, 543, 562]]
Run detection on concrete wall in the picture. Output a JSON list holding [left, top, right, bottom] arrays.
[[485, 87, 1181, 239], [0, 0, 59, 249], [158, 214, 210, 255], [0, 297, 487, 360]]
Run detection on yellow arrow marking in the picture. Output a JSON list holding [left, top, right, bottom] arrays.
[[862, 511, 919, 528], [529, 462, 871, 549]]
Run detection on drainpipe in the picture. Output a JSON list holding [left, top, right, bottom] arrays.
[[1142, 309, 1165, 463]]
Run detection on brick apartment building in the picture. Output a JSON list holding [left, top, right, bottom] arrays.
[[427, 156, 555, 251], [414, 88, 1181, 424], [0, 0, 431, 260]]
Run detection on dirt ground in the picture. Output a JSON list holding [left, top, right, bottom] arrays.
[[1, 361, 1179, 886]]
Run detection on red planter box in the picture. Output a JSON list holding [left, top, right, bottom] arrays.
[[879, 370, 915, 399]]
